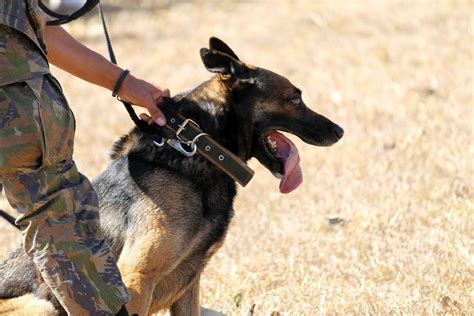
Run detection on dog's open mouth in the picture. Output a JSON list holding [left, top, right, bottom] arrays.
[[265, 131, 303, 193]]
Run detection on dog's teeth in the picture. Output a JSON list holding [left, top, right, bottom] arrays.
[[267, 138, 278, 151]]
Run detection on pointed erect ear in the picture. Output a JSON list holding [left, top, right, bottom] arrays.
[[200, 48, 254, 83], [209, 37, 240, 61]]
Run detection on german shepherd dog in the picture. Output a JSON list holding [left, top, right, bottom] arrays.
[[0, 38, 343, 315]]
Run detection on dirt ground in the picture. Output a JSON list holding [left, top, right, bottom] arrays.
[[1, 1, 472, 315]]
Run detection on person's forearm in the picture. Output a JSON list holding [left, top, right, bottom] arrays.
[[44, 25, 122, 91], [43, 25, 170, 126]]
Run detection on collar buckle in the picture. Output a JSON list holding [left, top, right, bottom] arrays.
[[176, 118, 199, 142]]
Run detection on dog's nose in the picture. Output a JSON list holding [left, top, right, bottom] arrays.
[[334, 125, 344, 139]]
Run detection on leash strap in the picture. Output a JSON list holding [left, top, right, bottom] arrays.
[[98, 3, 254, 186], [98, 3, 151, 132]]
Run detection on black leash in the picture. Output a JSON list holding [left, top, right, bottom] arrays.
[[0, 209, 19, 228], [97, 3, 153, 133]]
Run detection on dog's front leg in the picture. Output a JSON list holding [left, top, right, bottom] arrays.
[[121, 271, 155, 315], [118, 246, 156, 315], [170, 275, 200, 316]]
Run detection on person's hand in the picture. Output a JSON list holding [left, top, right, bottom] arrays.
[[117, 74, 170, 126]]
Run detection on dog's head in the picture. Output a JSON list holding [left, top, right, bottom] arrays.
[[200, 37, 344, 193]]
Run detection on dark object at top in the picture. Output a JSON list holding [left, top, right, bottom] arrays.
[[39, 0, 99, 25]]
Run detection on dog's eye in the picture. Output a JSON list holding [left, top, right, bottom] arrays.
[[291, 97, 301, 106]]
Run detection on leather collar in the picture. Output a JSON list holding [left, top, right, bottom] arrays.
[[156, 110, 255, 187]]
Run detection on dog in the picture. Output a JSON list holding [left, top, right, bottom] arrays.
[[0, 37, 343, 315]]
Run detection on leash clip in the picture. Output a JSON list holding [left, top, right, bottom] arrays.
[[153, 138, 196, 156], [167, 139, 197, 157], [153, 132, 208, 158]]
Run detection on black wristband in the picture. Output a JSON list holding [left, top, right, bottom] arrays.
[[112, 69, 130, 97]]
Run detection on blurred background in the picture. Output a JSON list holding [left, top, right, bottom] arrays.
[[1, 0, 472, 314]]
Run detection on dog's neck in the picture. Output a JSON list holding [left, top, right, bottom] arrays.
[[164, 76, 252, 161]]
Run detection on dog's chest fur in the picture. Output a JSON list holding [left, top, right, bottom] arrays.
[[95, 154, 237, 258]]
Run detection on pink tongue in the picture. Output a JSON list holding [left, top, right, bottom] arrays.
[[267, 132, 303, 193]]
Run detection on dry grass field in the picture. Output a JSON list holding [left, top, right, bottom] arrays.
[[1, 1, 473, 315]]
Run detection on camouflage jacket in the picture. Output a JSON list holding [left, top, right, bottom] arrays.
[[0, 0, 49, 86]]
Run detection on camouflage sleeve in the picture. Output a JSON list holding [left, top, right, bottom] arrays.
[[0, 0, 47, 54], [0, 25, 49, 86], [0, 0, 50, 86]]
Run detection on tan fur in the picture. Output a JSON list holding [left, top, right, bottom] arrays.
[[0, 294, 58, 316], [188, 76, 229, 106], [116, 204, 216, 314], [112, 178, 210, 314]]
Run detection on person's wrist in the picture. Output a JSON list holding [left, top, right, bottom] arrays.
[[112, 69, 130, 98]]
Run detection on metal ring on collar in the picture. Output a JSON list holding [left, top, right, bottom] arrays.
[[190, 132, 209, 147]]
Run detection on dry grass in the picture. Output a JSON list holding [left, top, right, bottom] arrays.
[[1, 1, 473, 315]]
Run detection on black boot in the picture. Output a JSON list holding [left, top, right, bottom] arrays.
[[116, 305, 129, 316]]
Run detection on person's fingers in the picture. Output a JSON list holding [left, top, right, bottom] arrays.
[[147, 101, 166, 126], [139, 113, 153, 125], [120, 77, 170, 126], [148, 87, 170, 126]]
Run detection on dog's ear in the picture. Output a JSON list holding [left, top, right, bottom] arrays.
[[209, 37, 240, 61], [200, 48, 254, 84]]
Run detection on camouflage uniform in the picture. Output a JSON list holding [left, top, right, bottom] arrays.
[[0, 1, 130, 315]]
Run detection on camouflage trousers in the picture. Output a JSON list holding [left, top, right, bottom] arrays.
[[0, 75, 130, 315]]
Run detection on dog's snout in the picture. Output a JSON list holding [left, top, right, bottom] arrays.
[[334, 125, 344, 139]]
